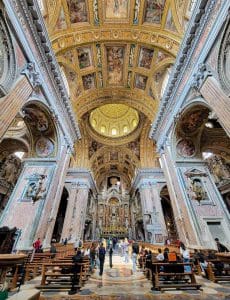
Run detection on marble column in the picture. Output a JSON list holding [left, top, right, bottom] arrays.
[[161, 146, 230, 249], [200, 76, 230, 136], [36, 145, 71, 248], [132, 169, 167, 244], [61, 169, 96, 243], [160, 146, 203, 247], [0, 76, 32, 140]]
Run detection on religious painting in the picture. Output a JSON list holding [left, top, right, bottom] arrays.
[[67, 0, 88, 24], [64, 66, 77, 83], [63, 50, 74, 64], [144, 0, 166, 24], [181, 109, 209, 133], [106, 46, 125, 85], [165, 8, 177, 32], [156, 50, 170, 63], [138, 47, 154, 69], [82, 73, 96, 90], [77, 47, 93, 69], [108, 176, 120, 188], [135, 74, 147, 90], [176, 139, 196, 157], [35, 137, 54, 157], [54, 7, 67, 30], [23, 107, 49, 132], [104, 0, 130, 22]]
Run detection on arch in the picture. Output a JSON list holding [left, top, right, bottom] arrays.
[[75, 90, 157, 120], [52, 186, 69, 242], [22, 100, 59, 159], [160, 185, 178, 241]]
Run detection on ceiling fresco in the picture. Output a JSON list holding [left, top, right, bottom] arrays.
[[42, 0, 192, 188]]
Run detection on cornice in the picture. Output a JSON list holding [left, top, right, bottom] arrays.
[[149, 0, 217, 142], [9, 0, 81, 143], [51, 27, 180, 58], [66, 168, 97, 193], [132, 167, 165, 191]]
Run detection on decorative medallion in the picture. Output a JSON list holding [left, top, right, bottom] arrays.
[[176, 138, 195, 157], [35, 137, 54, 157]]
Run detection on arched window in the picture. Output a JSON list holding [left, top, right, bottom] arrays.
[[111, 128, 117, 136]]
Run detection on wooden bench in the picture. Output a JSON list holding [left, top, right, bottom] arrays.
[[206, 259, 230, 283], [38, 261, 89, 291], [151, 262, 201, 291]]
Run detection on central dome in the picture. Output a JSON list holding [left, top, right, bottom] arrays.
[[89, 104, 139, 138]]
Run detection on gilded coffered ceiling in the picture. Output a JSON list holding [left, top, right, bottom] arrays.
[[42, 0, 192, 188]]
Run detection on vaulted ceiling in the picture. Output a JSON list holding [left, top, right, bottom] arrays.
[[42, 0, 193, 188]]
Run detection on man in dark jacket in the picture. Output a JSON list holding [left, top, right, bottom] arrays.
[[98, 243, 106, 276], [215, 238, 229, 252], [69, 249, 83, 295], [109, 245, 113, 268], [132, 240, 139, 255]]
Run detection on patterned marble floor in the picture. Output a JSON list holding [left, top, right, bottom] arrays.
[[40, 254, 230, 300]]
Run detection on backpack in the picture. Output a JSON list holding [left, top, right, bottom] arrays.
[[99, 247, 105, 257]]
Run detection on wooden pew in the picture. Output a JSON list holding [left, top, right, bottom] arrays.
[[206, 258, 230, 283], [151, 262, 201, 291], [38, 257, 91, 291]]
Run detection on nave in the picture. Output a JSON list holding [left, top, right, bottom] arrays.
[[7, 248, 230, 300]]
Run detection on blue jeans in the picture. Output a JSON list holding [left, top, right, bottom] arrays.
[[183, 258, 191, 273]]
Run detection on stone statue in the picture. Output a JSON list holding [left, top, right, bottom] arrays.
[[26, 174, 47, 203], [188, 178, 206, 202], [0, 154, 21, 185], [207, 155, 230, 184]]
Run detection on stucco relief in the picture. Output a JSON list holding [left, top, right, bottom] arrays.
[[218, 15, 230, 93]]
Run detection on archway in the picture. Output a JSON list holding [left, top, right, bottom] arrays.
[[0, 116, 30, 215], [160, 185, 178, 242], [171, 102, 230, 247], [52, 187, 69, 242]]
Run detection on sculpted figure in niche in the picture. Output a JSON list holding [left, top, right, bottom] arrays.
[[26, 174, 47, 203], [0, 154, 21, 185], [207, 155, 230, 184], [144, 214, 152, 225], [188, 178, 206, 202]]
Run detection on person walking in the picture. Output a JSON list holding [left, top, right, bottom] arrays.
[[69, 249, 83, 295], [90, 244, 96, 272], [98, 243, 106, 276], [124, 239, 129, 263], [132, 251, 137, 272], [109, 245, 113, 268]]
